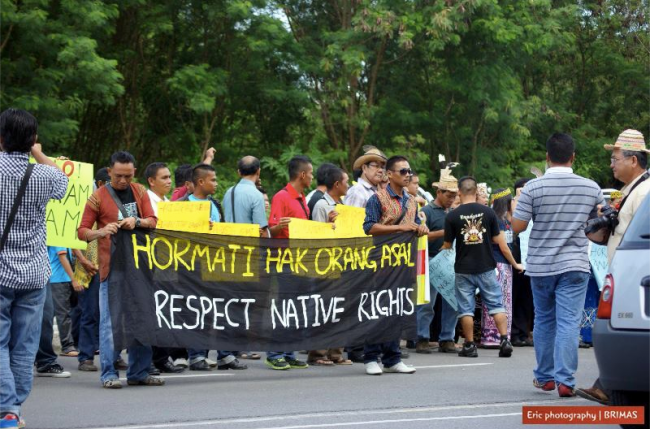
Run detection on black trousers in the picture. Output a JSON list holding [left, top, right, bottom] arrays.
[[511, 270, 534, 341]]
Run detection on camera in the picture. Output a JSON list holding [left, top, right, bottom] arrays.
[[584, 205, 619, 236]]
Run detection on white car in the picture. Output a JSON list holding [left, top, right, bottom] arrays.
[[593, 193, 649, 426]]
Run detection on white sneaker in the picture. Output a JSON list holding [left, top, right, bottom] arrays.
[[204, 358, 218, 368], [383, 361, 416, 374], [173, 358, 189, 368], [365, 361, 383, 375]]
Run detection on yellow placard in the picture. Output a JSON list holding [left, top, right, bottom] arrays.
[[157, 201, 211, 232], [207, 223, 259, 238], [44, 158, 94, 250], [157, 201, 259, 237], [334, 204, 367, 238], [289, 218, 337, 239]]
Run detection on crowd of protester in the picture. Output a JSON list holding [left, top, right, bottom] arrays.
[[1, 107, 648, 428]]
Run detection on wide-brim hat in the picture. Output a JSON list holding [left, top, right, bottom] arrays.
[[353, 145, 387, 170], [604, 129, 649, 153], [431, 168, 459, 192]]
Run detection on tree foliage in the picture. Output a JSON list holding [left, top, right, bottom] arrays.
[[1, 0, 647, 194]]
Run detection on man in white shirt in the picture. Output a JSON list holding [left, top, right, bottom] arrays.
[[345, 146, 387, 209], [143, 162, 184, 374], [144, 162, 172, 215]]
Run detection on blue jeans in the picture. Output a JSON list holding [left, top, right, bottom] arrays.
[[530, 271, 589, 388], [364, 341, 401, 367], [99, 279, 152, 383], [267, 351, 296, 361], [187, 350, 237, 364], [34, 283, 57, 369], [455, 270, 505, 318], [77, 275, 100, 363], [416, 269, 458, 342], [0, 286, 46, 418]]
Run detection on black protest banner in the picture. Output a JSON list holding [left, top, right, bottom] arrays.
[[108, 229, 418, 351]]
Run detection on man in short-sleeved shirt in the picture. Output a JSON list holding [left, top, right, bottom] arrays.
[[442, 176, 514, 360], [223, 156, 268, 235], [415, 170, 459, 354], [512, 133, 603, 396]]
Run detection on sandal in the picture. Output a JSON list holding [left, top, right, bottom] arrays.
[[102, 379, 122, 389], [332, 358, 353, 365], [307, 359, 334, 366], [239, 353, 261, 360]]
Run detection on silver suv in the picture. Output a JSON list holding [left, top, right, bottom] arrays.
[[593, 193, 649, 421]]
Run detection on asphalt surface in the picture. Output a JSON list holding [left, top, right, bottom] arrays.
[[24, 345, 617, 429]]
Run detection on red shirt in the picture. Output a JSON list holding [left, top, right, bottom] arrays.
[[171, 186, 188, 201], [77, 183, 157, 281], [268, 183, 309, 239]]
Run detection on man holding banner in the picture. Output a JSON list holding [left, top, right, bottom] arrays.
[[78, 151, 162, 389], [345, 146, 387, 363], [265, 155, 313, 370], [0, 109, 69, 429], [415, 169, 459, 355], [362, 155, 427, 375]]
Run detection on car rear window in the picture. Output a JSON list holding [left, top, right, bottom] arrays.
[[621, 193, 650, 247]]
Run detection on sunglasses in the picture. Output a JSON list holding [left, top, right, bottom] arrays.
[[391, 168, 413, 176]]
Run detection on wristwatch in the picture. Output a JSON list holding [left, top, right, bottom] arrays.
[[135, 217, 141, 228]]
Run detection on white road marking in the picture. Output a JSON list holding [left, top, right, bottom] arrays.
[[83, 398, 587, 429], [413, 363, 493, 369], [251, 412, 522, 429], [118, 373, 234, 381]]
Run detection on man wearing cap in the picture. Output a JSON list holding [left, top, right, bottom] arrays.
[[415, 170, 459, 354], [576, 129, 649, 405], [345, 146, 387, 209]]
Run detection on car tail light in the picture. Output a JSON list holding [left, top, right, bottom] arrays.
[[597, 274, 614, 319]]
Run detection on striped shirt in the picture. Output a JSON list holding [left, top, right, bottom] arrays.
[[513, 167, 603, 277], [345, 177, 376, 208], [0, 152, 68, 289]]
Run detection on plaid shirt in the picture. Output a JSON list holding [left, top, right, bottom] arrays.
[[0, 152, 68, 289]]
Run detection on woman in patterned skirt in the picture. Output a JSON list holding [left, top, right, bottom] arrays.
[[480, 188, 515, 347]]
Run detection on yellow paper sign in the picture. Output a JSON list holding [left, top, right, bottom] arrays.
[[208, 223, 259, 238], [157, 201, 259, 237], [157, 201, 211, 232], [289, 218, 337, 239], [44, 159, 94, 250], [334, 204, 367, 238]]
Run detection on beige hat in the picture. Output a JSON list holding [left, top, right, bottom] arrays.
[[604, 129, 649, 153], [353, 145, 387, 170], [431, 168, 459, 192]]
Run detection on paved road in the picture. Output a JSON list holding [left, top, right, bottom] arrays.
[[25, 346, 616, 429]]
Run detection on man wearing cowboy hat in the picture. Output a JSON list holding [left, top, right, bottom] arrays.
[[602, 129, 650, 264], [576, 129, 649, 405], [415, 169, 459, 354], [344, 146, 388, 363], [346, 146, 387, 209]]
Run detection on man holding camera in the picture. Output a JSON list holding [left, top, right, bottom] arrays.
[[576, 129, 649, 404], [602, 130, 650, 263]]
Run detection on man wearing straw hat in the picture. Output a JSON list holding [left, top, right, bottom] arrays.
[[601, 129, 650, 264], [346, 146, 387, 209], [415, 169, 459, 354], [576, 129, 649, 405], [344, 146, 388, 362]]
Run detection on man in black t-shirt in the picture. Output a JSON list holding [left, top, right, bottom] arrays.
[[442, 176, 514, 359]]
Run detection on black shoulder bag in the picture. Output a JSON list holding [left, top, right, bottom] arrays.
[[0, 164, 35, 252], [104, 183, 130, 220]]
